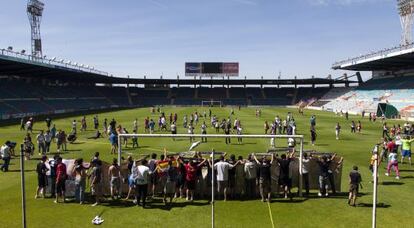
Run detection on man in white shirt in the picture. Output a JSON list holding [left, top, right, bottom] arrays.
[[44, 130, 52, 153], [37, 130, 46, 155], [214, 156, 238, 201], [302, 153, 311, 196], [132, 159, 150, 207], [1, 141, 11, 172]]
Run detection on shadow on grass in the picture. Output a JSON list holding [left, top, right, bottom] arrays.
[[270, 198, 308, 203], [70, 142, 85, 145], [143, 200, 211, 211], [357, 202, 391, 208], [401, 175, 414, 179], [381, 181, 404, 186], [399, 170, 414, 172], [64, 149, 82, 152], [7, 169, 36, 173]]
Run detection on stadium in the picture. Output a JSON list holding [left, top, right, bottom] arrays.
[[1, 1, 414, 228]]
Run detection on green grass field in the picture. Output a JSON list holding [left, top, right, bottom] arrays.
[[1, 107, 413, 228]]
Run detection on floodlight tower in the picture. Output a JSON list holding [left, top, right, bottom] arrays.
[[398, 0, 414, 45], [27, 0, 44, 58]]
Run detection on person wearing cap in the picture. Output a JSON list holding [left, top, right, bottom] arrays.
[[35, 155, 49, 199], [0, 141, 11, 172]]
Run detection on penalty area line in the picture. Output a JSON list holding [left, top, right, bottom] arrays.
[[267, 202, 275, 228]]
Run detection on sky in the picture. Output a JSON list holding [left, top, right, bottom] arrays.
[[0, 0, 401, 80]]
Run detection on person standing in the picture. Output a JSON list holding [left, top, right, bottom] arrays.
[[72, 158, 87, 204], [214, 155, 236, 201], [201, 122, 207, 143], [401, 136, 413, 165], [276, 152, 295, 199], [350, 121, 356, 133], [335, 123, 341, 140], [35, 155, 48, 199], [132, 159, 150, 207], [310, 126, 317, 146], [108, 158, 122, 200], [244, 155, 257, 199], [93, 115, 99, 130], [163, 159, 178, 205], [188, 124, 194, 142], [170, 122, 177, 141], [37, 130, 46, 155], [0, 141, 11, 172], [185, 158, 207, 202], [317, 154, 336, 197], [20, 117, 25, 131], [44, 130, 52, 153], [348, 166, 362, 207], [386, 149, 400, 179], [109, 131, 118, 155], [236, 126, 243, 144], [301, 153, 311, 196], [90, 159, 103, 206], [224, 125, 231, 145], [48, 155, 58, 198], [264, 121, 269, 134], [45, 117, 52, 130], [55, 157, 67, 203], [253, 154, 273, 202]]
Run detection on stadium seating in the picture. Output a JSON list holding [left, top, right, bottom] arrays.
[[322, 77, 414, 114]]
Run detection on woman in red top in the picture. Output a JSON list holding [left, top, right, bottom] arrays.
[[185, 158, 207, 202]]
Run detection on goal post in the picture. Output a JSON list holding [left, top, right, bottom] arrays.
[[117, 133, 304, 228], [201, 100, 222, 107]]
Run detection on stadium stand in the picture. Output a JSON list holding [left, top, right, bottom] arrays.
[[322, 76, 414, 115]]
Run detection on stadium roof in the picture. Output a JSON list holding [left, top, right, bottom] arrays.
[[332, 43, 414, 71], [0, 51, 357, 86]]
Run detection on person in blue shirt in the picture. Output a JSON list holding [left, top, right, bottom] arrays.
[[109, 132, 118, 155]]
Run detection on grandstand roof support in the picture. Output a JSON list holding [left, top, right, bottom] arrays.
[[398, 0, 414, 45], [27, 0, 44, 58]]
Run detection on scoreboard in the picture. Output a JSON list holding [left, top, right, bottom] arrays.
[[185, 62, 239, 76]]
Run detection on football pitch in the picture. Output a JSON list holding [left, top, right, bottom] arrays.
[[1, 106, 413, 228]]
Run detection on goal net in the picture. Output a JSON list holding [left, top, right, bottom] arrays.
[[201, 100, 222, 107]]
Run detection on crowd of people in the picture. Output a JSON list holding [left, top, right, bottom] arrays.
[[0, 106, 413, 209]]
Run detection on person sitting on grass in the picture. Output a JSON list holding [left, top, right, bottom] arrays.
[[348, 165, 362, 207], [35, 155, 48, 199], [253, 153, 273, 202]]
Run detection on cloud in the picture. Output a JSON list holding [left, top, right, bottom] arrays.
[[308, 0, 392, 6]]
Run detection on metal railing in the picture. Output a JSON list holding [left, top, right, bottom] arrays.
[[0, 48, 109, 76], [332, 42, 414, 68]]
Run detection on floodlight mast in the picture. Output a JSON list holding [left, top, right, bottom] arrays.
[[398, 0, 414, 45], [27, 0, 44, 58]]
